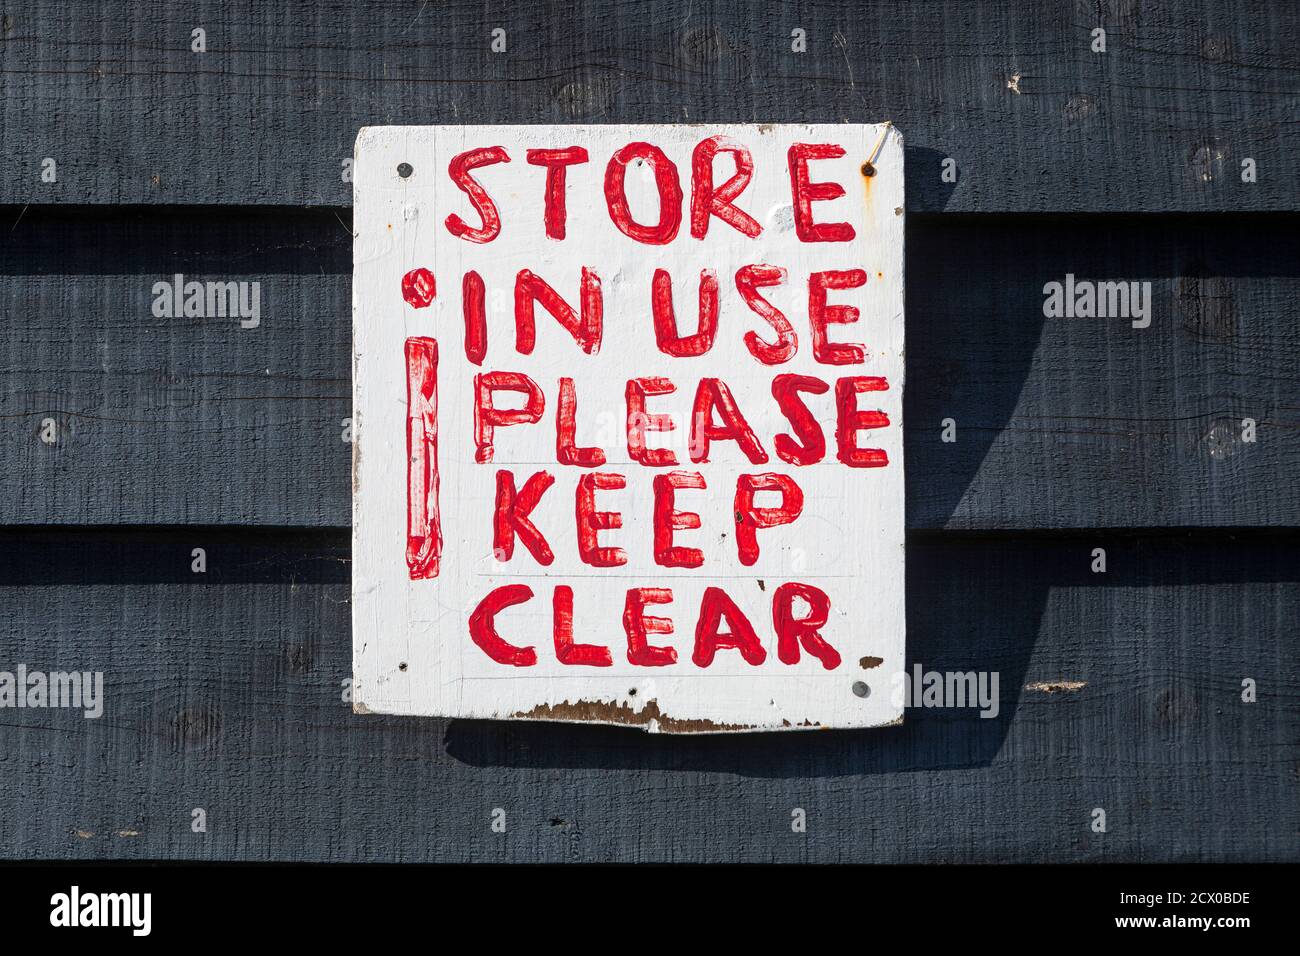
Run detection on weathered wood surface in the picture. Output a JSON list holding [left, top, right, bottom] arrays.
[[1, 1, 1293, 865], [3, 209, 1296, 528], [0, 529, 1292, 862], [2, 1, 1296, 212]]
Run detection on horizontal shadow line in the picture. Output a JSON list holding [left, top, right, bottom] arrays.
[[0, 526, 1295, 586]]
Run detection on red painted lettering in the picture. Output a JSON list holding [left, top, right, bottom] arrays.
[[473, 371, 544, 464], [468, 584, 536, 666], [787, 142, 855, 243], [773, 582, 840, 669], [553, 584, 613, 666], [808, 269, 867, 365], [626, 377, 679, 467], [690, 378, 768, 464], [604, 142, 683, 245], [445, 146, 511, 243], [693, 587, 767, 667], [494, 470, 555, 565], [690, 135, 761, 239], [652, 268, 718, 357], [771, 373, 829, 465], [733, 473, 804, 566], [514, 268, 603, 355], [835, 376, 890, 467], [624, 588, 677, 666], [737, 264, 796, 364], [526, 147, 589, 240], [576, 472, 627, 567], [652, 471, 706, 568], [405, 337, 440, 579], [556, 377, 605, 467]]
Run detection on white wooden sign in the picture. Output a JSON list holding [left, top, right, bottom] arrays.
[[352, 123, 905, 732]]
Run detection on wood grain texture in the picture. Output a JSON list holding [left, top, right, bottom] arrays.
[[3, 208, 1296, 528], [908, 214, 1300, 528], [0, 1, 1293, 865], [0, 208, 350, 527], [1, 1, 1296, 211], [0, 528, 1292, 862]]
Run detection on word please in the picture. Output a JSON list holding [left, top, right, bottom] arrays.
[[471, 372, 890, 468]]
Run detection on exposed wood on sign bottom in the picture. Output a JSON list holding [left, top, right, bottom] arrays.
[[511, 699, 825, 735]]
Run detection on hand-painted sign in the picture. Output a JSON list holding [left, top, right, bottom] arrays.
[[352, 124, 905, 732]]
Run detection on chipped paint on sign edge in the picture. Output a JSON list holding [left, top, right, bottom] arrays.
[[510, 698, 841, 735]]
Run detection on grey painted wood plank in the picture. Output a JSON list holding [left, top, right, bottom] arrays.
[[2, 1, 1296, 211], [0, 528, 1292, 862], [907, 214, 1300, 528], [2, 208, 1296, 529], [0, 208, 351, 527]]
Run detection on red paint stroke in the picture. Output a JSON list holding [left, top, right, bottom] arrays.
[[809, 269, 868, 365], [556, 377, 605, 467], [693, 587, 767, 667], [494, 469, 556, 566], [514, 268, 603, 355], [401, 268, 437, 309], [653, 471, 706, 568], [690, 135, 761, 239], [473, 371, 544, 464], [404, 337, 441, 579], [773, 582, 841, 669], [625, 377, 678, 467], [787, 142, 855, 243], [468, 584, 537, 666], [624, 588, 678, 666], [737, 264, 795, 364], [445, 146, 510, 243], [690, 378, 768, 464], [604, 142, 683, 245], [576, 472, 627, 567], [553, 585, 613, 666], [835, 376, 891, 467], [734, 472, 805, 566], [462, 271, 486, 365], [771, 373, 829, 465], [652, 268, 718, 357], [526, 147, 589, 240]]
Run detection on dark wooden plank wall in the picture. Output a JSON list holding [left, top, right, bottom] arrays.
[[4, 209, 1298, 528], [0, 529, 1294, 861], [0, 1, 1295, 862], [3, 0, 1297, 212]]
